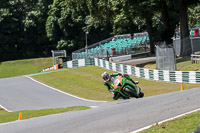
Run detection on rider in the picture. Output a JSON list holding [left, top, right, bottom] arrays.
[[101, 72, 138, 100]]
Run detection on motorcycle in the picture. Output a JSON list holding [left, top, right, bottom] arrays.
[[110, 75, 144, 99]]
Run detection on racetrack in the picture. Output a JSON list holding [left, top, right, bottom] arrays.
[[0, 76, 105, 112], [0, 76, 200, 133]]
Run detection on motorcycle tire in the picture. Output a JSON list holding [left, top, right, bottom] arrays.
[[137, 86, 144, 98], [139, 92, 144, 98], [124, 87, 139, 98]]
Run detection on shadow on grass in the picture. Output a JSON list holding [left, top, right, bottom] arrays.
[[135, 56, 191, 68], [136, 61, 156, 67], [176, 56, 191, 63]]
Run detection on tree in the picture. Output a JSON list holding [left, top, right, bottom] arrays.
[[0, 0, 53, 61], [126, 0, 157, 54], [22, 0, 53, 57], [159, 0, 177, 44], [188, 4, 200, 28], [1, 0, 200, 61], [0, 0, 24, 60], [179, 0, 191, 56], [46, 0, 88, 52]]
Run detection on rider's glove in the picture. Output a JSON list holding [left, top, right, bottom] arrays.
[[117, 73, 122, 76], [121, 73, 126, 77], [109, 88, 114, 92], [118, 72, 125, 77]]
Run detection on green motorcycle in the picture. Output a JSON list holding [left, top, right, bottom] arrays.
[[110, 75, 144, 99]]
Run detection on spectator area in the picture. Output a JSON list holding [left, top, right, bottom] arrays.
[[72, 32, 149, 60]]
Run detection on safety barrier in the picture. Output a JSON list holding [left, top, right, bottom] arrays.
[[62, 58, 200, 84], [62, 59, 95, 68]]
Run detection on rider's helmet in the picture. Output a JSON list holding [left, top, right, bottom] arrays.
[[102, 72, 110, 81]]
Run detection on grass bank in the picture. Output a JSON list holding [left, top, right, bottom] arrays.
[[0, 106, 90, 124], [32, 66, 200, 101], [0, 57, 52, 78], [140, 110, 200, 133]]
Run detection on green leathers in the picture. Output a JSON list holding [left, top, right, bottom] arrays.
[[103, 73, 144, 100]]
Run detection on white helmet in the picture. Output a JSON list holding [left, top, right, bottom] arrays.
[[101, 72, 110, 81]]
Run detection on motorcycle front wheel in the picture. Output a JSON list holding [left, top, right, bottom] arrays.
[[137, 86, 144, 98], [124, 87, 139, 98], [139, 91, 144, 98]]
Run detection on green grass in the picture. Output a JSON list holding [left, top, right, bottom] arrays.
[[137, 57, 200, 71], [140, 111, 200, 133], [0, 106, 90, 124], [0, 57, 52, 78], [32, 66, 113, 101], [176, 57, 200, 71], [32, 66, 200, 101]]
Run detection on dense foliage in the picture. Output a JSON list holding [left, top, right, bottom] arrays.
[[0, 0, 200, 61]]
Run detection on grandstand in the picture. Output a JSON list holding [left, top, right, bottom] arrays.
[[72, 32, 150, 60]]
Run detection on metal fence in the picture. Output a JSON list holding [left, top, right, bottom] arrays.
[[156, 44, 176, 71], [172, 37, 200, 56]]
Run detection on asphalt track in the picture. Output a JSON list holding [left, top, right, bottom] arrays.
[[0, 76, 200, 133], [0, 76, 105, 112]]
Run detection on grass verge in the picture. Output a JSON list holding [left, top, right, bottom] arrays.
[[32, 66, 200, 101], [0, 57, 52, 78], [140, 111, 200, 133], [0, 106, 90, 124]]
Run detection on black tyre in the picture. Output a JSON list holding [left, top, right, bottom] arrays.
[[137, 86, 144, 98], [124, 87, 139, 98], [139, 92, 144, 98]]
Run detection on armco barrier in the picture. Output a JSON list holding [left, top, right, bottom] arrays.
[[63, 58, 200, 84]]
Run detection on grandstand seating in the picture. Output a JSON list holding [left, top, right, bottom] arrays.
[[72, 33, 149, 60]]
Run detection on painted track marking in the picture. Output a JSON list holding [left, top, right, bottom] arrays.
[[25, 76, 107, 103], [131, 108, 200, 133], [0, 104, 12, 112]]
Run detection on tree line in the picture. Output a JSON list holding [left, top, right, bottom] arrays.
[[0, 0, 200, 61]]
